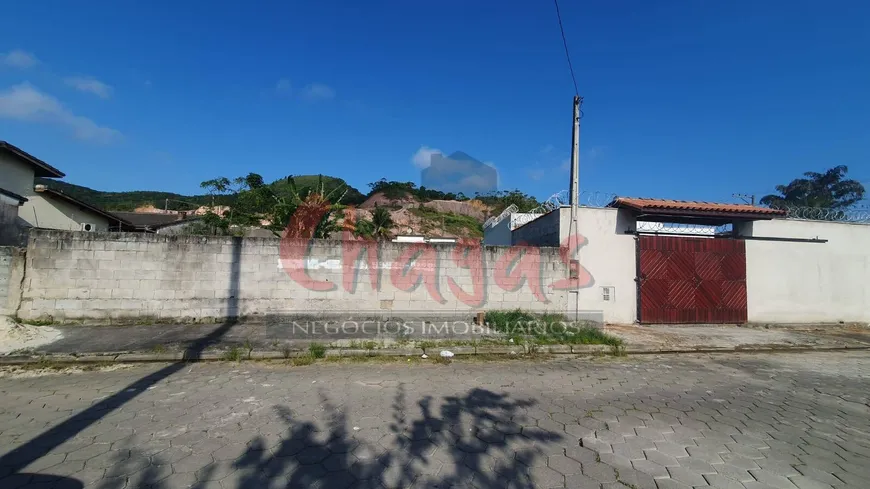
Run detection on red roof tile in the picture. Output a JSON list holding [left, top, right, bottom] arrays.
[[611, 197, 786, 217]]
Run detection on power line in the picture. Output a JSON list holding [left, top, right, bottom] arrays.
[[552, 0, 579, 95]]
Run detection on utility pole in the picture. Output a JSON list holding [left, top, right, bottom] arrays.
[[568, 95, 582, 241], [733, 193, 756, 206]]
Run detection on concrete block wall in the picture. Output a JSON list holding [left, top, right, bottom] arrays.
[[0, 247, 13, 315], [17, 230, 582, 324], [0, 246, 25, 316]]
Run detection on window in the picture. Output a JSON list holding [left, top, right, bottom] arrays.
[[601, 286, 614, 302]]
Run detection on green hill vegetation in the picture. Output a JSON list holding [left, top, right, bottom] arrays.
[[33, 173, 541, 239], [410, 206, 484, 238], [35, 174, 366, 211]]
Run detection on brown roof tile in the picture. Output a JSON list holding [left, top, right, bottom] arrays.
[[611, 197, 786, 217]]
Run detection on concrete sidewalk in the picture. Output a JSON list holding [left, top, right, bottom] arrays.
[[3, 320, 869, 360]]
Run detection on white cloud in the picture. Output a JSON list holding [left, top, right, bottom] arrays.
[[65, 76, 113, 99], [411, 146, 442, 169], [1, 49, 39, 69], [301, 82, 335, 101], [0, 83, 121, 143], [275, 78, 291, 94]]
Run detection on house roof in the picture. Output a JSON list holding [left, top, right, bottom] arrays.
[[609, 197, 786, 220], [0, 141, 65, 178], [111, 211, 191, 229], [0, 187, 27, 204], [111, 211, 203, 232], [35, 186, 133, 225]]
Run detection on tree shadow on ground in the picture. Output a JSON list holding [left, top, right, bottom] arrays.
[[0, 237, 245, 477], [237, 385, 561, 488], [95, 385, 562, 489]]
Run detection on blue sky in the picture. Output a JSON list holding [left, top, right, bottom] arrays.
[[1, 0, 868, 203]]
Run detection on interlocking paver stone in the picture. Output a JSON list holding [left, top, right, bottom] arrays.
[[581, 461, 618, 482], [654, 477, 693, 489], [0, 352, 867, 489], [750, 468, 800, 489], [788, 475, 834, 489], [564, 473, 602, 489], [667, 465, 708, 486], [632, 458, 670, 478], [703, 473, 745, 489], [792, 465, 843, 487]]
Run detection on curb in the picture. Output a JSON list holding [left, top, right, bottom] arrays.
[[1, 343, 868, 365]]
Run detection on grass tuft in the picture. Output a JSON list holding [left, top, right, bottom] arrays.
[[222, 347, 243, 361], [485, 309, 623, 347], [290, 356, 315, 367], [308, 342, 326, 359]]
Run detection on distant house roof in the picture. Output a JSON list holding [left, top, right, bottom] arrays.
[[111, 211, 203, 232], [34, 186, 133, 226], [112, 211, 186, 227], [0, 141, 65, 178], [609, 197, 786, 220], [0, 187, 28, 205]]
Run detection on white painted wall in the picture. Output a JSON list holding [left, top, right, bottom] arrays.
[[507, 207, 638, 324], [19, 194, 111, 231], [557, 207, 637, 324], [0, 153, 35, 197], [742, 219, 870, 324]]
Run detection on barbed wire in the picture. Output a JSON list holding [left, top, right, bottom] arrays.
[[531, 190, 618, 213], [494, 190, 617, 229], [767, 204, 870, 224], [483, 204, 518, 228], [636, 221, 734, 235]]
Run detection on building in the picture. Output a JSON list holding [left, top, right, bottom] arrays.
[[0, 188, 28, 246], [483, 209, 546, 246], [0, 141, 133, 234], [1, 141, 66, 244], [23, 185, 134, 232], [111, 211, 203, 234]]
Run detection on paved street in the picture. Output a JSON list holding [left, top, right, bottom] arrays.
[[1, 353, 869, 489]]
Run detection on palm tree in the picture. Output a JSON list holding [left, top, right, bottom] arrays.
[[371, 206, 394, 240]]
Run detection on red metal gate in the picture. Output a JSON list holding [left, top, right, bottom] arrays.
[[638, 236, 747, 324]]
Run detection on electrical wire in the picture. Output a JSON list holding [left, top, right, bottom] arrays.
[[553, 0, 579, 95]]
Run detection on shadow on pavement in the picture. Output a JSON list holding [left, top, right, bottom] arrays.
[[95, 386, 562, 489], [0, 237, 245, 476]]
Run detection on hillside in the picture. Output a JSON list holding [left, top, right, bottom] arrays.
[[34, 175, 366, 211], [32, 176, 540, 239]]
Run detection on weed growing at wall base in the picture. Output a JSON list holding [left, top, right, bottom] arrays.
[[485, 309, 623, 346], [308, 342, 326, 359]]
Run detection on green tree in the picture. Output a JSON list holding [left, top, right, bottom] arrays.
[[475, 190, 541, 214], [371, 206, 394, 239], [199, 173, 347, 238], [760, 166, 865, 209], [353, 217, 375, 239]]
